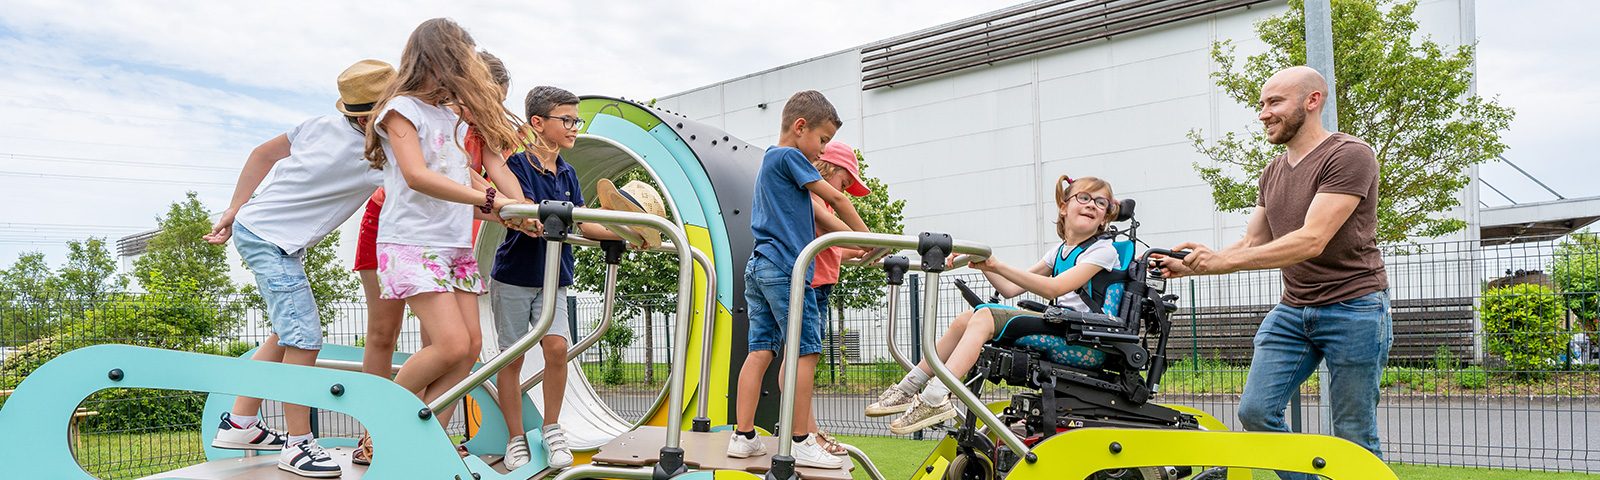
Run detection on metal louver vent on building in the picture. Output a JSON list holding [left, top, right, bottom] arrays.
[[860, 0, 1273, 90]]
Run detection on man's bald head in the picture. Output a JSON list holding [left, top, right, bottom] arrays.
[[1257, 66, 1329, 145], [1266, 66, 1329, 99]]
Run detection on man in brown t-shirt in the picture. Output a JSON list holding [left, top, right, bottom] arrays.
[[1157, 66, 1392, 469]]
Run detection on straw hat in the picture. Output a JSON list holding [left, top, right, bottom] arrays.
[[335, 59, 395, 116], [597, 178, 669, 249]]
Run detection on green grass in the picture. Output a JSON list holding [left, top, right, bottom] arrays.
[[837, 434, 1600, 480], [74, 431, 206, 479]]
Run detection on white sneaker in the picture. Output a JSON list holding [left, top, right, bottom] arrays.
[[278, 439, 342, 478], [543, 426, 574, 469], [725, 432, 767, 458], [503, 435, 531, 470], [865, 387, 917, 417], [211, 413, 286, 450], [792, 435, 846, 469]]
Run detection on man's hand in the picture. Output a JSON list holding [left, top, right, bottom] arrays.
[[1166, 241, 1229, 277], [203, 208, 238, 245]]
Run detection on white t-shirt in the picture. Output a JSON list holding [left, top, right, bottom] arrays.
[[235, 114, 382, 255], [374, 96, 475, 248], [1034, 239, 1121, 312]]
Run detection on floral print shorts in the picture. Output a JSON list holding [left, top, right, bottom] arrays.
[[375, 243, 485, 299]]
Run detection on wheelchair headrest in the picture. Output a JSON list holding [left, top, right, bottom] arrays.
[[1114, 199, 1135, 222]]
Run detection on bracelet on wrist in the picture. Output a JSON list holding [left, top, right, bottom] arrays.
[[480, 187, 497, 214]]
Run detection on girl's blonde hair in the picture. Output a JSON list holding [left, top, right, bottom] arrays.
[[810, 160, 842, 181], [1053, 175, 1119, 239], [364, 18, 521, 170]]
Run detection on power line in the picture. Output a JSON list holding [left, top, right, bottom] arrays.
[[0, 99, 264, 129], [0, 170, 233, 187], [2, 152, 238, 172], [0, 134, 238, 156]]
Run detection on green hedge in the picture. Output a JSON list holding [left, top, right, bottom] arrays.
[[1482, 283, 1569, 376]]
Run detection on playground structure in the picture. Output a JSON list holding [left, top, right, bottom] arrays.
[[0, 98, 1399, 479]]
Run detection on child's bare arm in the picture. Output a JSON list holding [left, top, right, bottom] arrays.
[[811, 194, 851, 234], [482, 150, 526, 201], [978, 258, 1051, 298], [577, 222, 623, 241], [204, 134, 291, 244], [979, 257, 1101, 301], [805, 181, 868, 232]]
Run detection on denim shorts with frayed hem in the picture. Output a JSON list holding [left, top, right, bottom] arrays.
[[744, 255, 821, 355]]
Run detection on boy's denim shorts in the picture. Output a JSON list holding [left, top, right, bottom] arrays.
[[744, 255, 821, 355], [233, 223, 322, 350]]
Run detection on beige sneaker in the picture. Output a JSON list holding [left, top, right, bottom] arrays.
[[889, 396, 958, 435], [865, 387, 917, 417]]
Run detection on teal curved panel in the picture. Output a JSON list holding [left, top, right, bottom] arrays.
[[647, 123, 735, 304]]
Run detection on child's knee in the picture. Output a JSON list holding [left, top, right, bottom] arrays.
[[542, 337, 569, 361]]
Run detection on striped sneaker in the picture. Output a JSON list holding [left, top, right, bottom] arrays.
[[211, 412, 286, 450], [278, 439, 341, 478]]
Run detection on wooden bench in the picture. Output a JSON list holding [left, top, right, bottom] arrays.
[[1165, 297, 1477, 365], [0, 389, 101, 448]]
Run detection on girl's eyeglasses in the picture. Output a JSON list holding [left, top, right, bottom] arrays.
[[1072, 192, 1110, 210]]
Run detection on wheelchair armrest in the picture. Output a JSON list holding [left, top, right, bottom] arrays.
[[1017, 299, 1050, 312], [1043, 307, 1124, 329]]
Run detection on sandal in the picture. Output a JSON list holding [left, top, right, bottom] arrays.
[[815, 430, 848, 456], [352, 434, 373, 465]]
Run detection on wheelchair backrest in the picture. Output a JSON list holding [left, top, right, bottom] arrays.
[[1050, 236, 1136, 317]]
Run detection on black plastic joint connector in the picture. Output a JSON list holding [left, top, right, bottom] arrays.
[[883, 255, 910, 285], [653, 447, 687, 480], [691, 416, 711, 433], [600, 240, 627, 265], [539, 200, 575, 241], [917, 232, 953, 273], [765, 455, 797, 480]]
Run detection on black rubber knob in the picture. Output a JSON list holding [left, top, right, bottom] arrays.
[[1313, 457, 1327, 469], [330, 384, 344, 396], [1109, 442, 1123, 454], [107, 368, 123, 381], [418, 408, 433, 420]]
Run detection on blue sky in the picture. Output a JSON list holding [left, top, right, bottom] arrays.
[[0, 0, 1593, 269]]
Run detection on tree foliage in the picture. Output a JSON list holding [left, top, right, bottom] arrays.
[[1189, 0, 1513, 243], [830, 154, 908, 309], [1551, 230, 1600, 343], [1482, 283, 1568, 377], [134, 191, 236, 297]]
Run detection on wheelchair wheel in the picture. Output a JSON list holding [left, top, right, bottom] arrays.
[[946, 451, 994, 480]]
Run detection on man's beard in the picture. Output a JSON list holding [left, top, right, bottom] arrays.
[[1266, 105, 1307, 145]]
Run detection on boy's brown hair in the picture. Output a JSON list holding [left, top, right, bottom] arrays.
[[780, 90, 842, 133]]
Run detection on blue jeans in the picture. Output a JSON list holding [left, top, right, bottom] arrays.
[[233, 223, 322, 350], [744, 255, 821, 355], [1238, 290, 1392, 480]]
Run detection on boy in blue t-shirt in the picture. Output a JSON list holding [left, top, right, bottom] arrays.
[[726, 90, 869, 469], [490, 86, 622, 471]]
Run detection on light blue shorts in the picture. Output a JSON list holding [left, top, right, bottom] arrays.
[[234, 223, 322, 350]]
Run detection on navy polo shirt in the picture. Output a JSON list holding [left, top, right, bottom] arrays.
[[491, 152, 583, 288]]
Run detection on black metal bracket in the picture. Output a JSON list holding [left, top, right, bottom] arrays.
[[765, 455, 797, 480], [691, 417, 711, 433], [917, 232, 953, 273], [653, 447, 687, 480], [539, 200, 575, 241], [600, 240, 627, 265], [883, 255, 909, 285]]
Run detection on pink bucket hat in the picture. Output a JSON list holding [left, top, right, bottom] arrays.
[[819, 142, 871, 197]]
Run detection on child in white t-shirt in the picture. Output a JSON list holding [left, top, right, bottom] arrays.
[[201, 59, 394, 478], [361, 18, 525, 445]]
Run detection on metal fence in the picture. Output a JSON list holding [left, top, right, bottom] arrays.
[[2, 234, 1598, 476]]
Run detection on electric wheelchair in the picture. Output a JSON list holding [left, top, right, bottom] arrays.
[[941, 199, 1221, 480]]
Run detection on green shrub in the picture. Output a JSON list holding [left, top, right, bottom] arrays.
[[222, 340, 256, 358], [79, 388, 206, 433], [1433, 345, 1460, 371], [1454, 366, 1488, 389], [1482, 284, 1569, 377], [1551, 232, 1600, 342]]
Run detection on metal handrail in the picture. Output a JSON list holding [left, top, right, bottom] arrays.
[[427, 205, 696, 441], [773, 232, 1021, 464]]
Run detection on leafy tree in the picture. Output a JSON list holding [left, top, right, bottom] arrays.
[[1481, 283, 1568, 377], [1189, 0, 1513, 243], [241, 230, 362, 328], [134, 191, 235, 297], [0, 252, 58, 346], [52, 237, 126, 301], [1551, 230, 1600, 344], [573, 168, 678, 383]]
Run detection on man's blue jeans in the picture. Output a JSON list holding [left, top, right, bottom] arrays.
[[1238, 290, 1393, 479]]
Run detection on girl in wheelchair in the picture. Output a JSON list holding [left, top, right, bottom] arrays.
[[867, 175, 1123, 435]]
